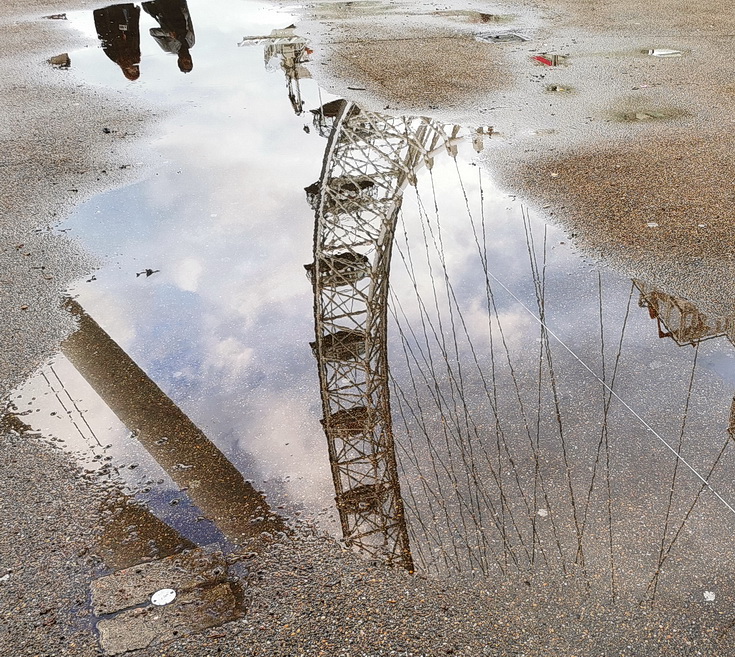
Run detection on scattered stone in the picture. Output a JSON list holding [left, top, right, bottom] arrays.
[[48, 53, 70, 68]]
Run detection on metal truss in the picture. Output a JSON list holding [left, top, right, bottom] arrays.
[[307, 101, 468, 570], [634, 279, 735, 347], [240, 26, 310, 114]]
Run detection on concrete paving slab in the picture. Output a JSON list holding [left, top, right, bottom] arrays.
[[96, 582, 238, 654], [91, 547, 228, 616]]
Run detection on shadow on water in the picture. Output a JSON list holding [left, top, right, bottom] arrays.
[[7, 1, 735, 614]]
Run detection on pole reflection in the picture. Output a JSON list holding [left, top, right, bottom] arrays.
[[61, 299, 283, 553]]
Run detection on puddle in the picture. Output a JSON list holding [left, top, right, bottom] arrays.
[[310, 0, 406, 20], [647, 48, 684, 58], [532, 53, 568, 67], [475, 31, 529, 44], [437, 10, 514, 24], [10, 0, 735, 607], [616, 107, 688, 122]]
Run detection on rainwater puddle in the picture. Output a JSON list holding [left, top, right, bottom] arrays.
[[10, 0, 735, 606]]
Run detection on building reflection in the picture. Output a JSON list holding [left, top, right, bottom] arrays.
[[49, 299, 283, 567], [635, 279, 735, 347], [97, 489, 196, 570], [239, 25, 311, 115]]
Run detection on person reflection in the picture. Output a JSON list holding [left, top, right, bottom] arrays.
[[93, 4, 141, 81], [142, 0, 195, 73]]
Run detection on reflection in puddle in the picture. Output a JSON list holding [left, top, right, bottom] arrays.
[[240, 25, 311, 115], [636, 280, 735, 347], [532, 53, 567, 67], [306, 102, 483, 571], [61, 298, 283, 545], [9, 3, 735, 610], [647, 48, 683, 58], [475, 31, 528, 44], [94, 4, 142, 81], [94, 0, 195, 80]]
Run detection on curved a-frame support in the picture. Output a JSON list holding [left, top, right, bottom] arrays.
[[308, 101, 464, 570]]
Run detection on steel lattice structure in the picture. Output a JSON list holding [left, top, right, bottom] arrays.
[[306, 101, 467, 570], [634, 279, 735, 347]]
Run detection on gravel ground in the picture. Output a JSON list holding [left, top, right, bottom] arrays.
[[3, 1, 735, 655], [0, 0, 152, 392], [502, 135, 735, 320], [5, 431, 735, 657], [298, 0, 735, 319]]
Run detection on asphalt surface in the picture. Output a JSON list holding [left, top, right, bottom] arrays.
[[3, 1, 735, 655], [5, 434, 735, 657]]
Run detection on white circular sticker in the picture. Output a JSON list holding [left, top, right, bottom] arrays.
[[151, 588, 177, 606]]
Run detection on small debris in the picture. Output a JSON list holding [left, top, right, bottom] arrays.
[[648, 48, 682, 58], [476, 31, 528, 43], [533, 54, 566, 67], [647, 221, 659, 228], [0, 574, 10, 583], [48, 53, 71, 69], [20, 305, 29, 311], [546, 84, 572, 93], [43, 13, 67, 19], [347, 86, 367, 91], [102, 127, 111, 134], [704, 590, 716, 602], [151, 588, 177, 606], [537, 509, 549, 517], [136, 268, 160, 278]]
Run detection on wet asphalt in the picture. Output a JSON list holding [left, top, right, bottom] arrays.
[[3, 1, 735, 655]]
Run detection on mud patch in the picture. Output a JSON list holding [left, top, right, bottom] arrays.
[[437, 10, 515, 24], [615, 107, 688, 122]]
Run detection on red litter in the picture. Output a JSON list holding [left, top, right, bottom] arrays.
[[533, 55, 554, 66]]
